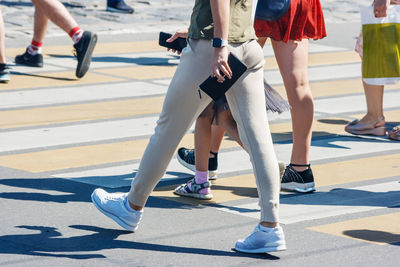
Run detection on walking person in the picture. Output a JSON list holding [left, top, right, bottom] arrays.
[[91, 0, 286, 253], [177, 0, 327, 194], [0, 10, 10, 83], [345, 0, 400, 141], [254, 0, 326, 193], [15, 0, 97, 78]]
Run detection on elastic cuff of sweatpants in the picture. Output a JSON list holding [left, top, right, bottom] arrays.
[[260, 200, 279, 223], [127, 188, 148, 208]]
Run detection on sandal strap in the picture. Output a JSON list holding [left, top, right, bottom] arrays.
[[183, 179, 210, 194]]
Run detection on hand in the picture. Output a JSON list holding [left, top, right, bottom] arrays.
[[166, 29, 188, 55], [211, 47, 232, 83], [373, 0, 390, 17]]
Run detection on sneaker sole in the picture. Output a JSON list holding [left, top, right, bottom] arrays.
[[15, 60, 43, 68], [91, 192, 136, 231], [106, 6, 134, 14], [235, 244, 287, 253], [177, 154, 218, 179], [173, 189, 213, 200], [281, 182, 316, 193], [76, 33, 98, 78]]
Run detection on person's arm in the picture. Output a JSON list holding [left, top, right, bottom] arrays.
[[210, 0, 232, 82], [373, 0, 390, 17]]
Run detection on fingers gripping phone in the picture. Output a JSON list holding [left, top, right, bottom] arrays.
[[159, 32, 188, 52]]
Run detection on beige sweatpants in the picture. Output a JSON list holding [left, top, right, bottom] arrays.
[[128, 39, 280, 222]]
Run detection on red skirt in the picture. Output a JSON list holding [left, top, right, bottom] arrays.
[[254, 0, 327, 43]]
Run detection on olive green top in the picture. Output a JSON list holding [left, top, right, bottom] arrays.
[[188, 0, 256, 43]]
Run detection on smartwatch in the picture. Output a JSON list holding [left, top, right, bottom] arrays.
[[212, 38, 228, 48]]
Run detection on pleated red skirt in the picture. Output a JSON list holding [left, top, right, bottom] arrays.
[[254, 0, 327, 42]]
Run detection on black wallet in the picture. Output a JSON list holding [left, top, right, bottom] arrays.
[[199, 53, 247, 101], [158, 32, 187, 52]]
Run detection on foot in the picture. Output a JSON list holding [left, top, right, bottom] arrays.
[[388, 125, 400, 141], [174, 178, 213, 200], [107, 0, 134, 14], [0, 65, 10, 83], [74, 31, 98, 78], [15, 48, 43, 67], [281, 163, 315, 193], [235, 225, 286, 253], [177, 147, 218, 180], [91, 188, 143, 231], [345, 116, 386, 136]]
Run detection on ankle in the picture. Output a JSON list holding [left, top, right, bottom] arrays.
[[260, 221, 279, 228], [290, 163, 310, 172], [126, 198, 143, 211], [209, 151, 218, 159]]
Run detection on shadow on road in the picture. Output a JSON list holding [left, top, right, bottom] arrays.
[[0, 225, 280, 260]]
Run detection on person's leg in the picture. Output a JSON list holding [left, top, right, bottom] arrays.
[[272, 39, 312, 170], [0, 11, 5, 64], [210, 124, 226, 152], [33, 7, 48, 45], [29, 0, 97, 78], [194, 111, 213, 172], [227, 40, 281, 226], [229, 40, 285, 253], [15, 7, 48, 67], [31, 0, 79, 36], [0, 10, 10, 83], [217, 109, 243, 147], [91, 40, 214, 231], [345, 81, 386, 135], [269, 39, 316, 193]]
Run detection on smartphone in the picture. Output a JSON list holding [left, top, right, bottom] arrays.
[[158, 32, 187, 52]]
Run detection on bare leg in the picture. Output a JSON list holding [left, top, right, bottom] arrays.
[[0, 11, 5, 64], [210, 124, 225, 153], [216, 110, 244, 148], [32, 7, 49, 43], [271, 39, 313, 172], [358, 81, 385, 125], [31, 0, 79, 34], [194, 116, 213, 172]]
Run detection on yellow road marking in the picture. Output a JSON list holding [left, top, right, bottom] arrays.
[[0, 97, 165, 129], [308, 212, 400, 245], [6, 41, 162, 58], [152, 153, 400, 204], [0, 71, 122, 91], [264, 51, 361, 70], [0, 134, 239, 173], [95, 65, 177, 80], [152, 174, 257, 205]]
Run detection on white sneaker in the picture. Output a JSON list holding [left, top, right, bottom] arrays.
[[91, 188, 143, 231], [235, 225, 287, 253]]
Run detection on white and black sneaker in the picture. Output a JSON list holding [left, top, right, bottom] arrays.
[[281, 163, 315, 193], [177, 147, 218, 179]]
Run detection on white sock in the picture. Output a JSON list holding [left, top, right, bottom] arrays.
[[124, 196, 136, 213]]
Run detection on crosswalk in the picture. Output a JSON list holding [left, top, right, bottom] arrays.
[[1, 40, 400, 245]]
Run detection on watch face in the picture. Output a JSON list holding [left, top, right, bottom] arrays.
[[213, 38, 222, 47]]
